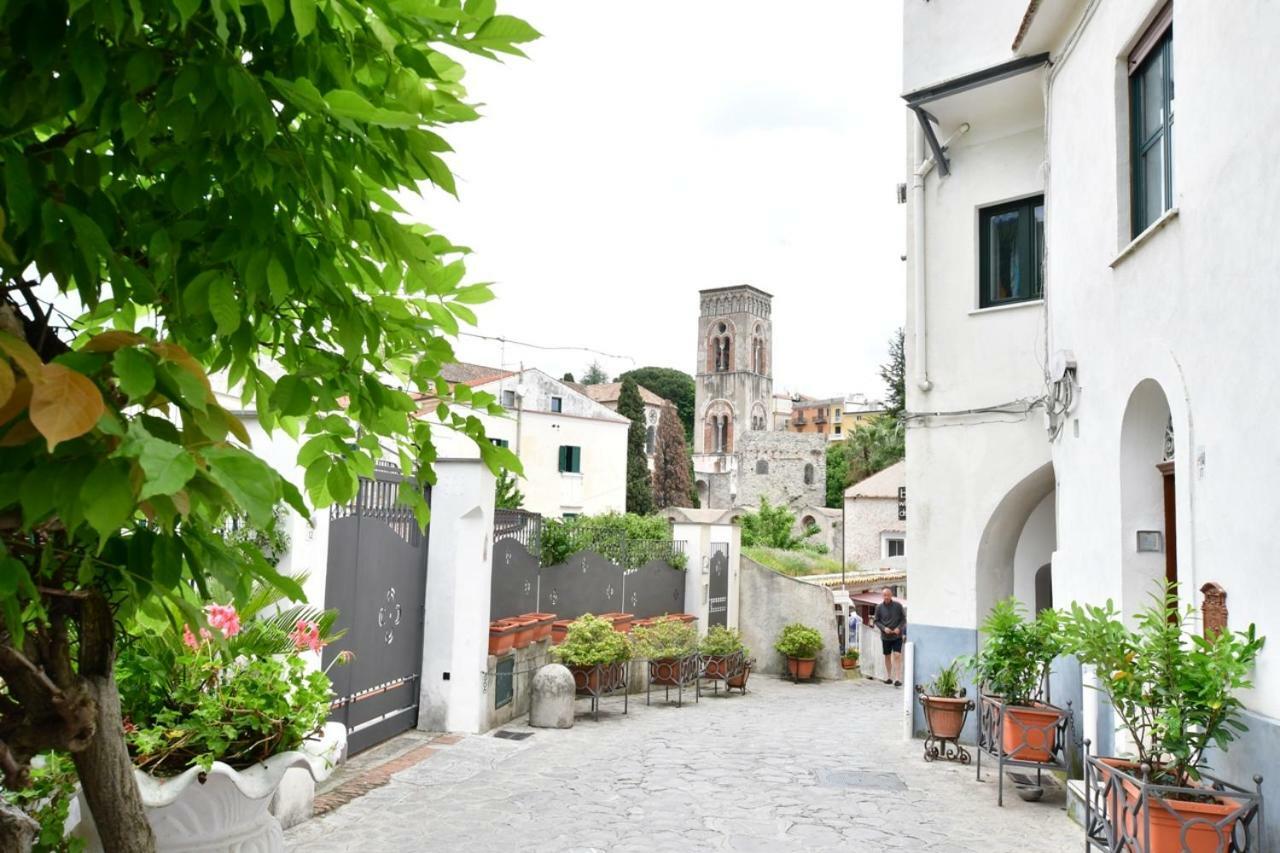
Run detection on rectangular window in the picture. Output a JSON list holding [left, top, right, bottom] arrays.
[[562, 513, 579, 521], [978, 195, 1044, 308], [550, 396, 563, 413], [885, 537, 905, 558], [1130, 7, 1173, 236], [558, 445, 581, 473], [501, 389, 516, 408]]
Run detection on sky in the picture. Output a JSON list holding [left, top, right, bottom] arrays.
[[412, 1, 907, 399]]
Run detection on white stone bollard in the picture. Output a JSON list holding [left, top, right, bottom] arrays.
[[529, 664, 575, 729]]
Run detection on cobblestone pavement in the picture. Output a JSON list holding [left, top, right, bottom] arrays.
[[286, 676, 1080, 852]]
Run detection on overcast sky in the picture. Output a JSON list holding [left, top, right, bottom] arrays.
[[415, 1, 906, 399]]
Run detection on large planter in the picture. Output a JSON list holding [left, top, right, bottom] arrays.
[[517, 612, 557, 643], [597, 612, 634, 633], [550, 619, 572, 645], [786, 656, 816, 681], [1000, 702, 1060, 763], [726, 660, 753, 692], [509, 616, 539, 650], [488, 619, 518, 656], [702, 655, 731, 679], [567, 661, 626, 695], [921, 695, 969, 740], [70, 724, 346, 853]]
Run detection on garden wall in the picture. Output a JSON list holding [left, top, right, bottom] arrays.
[[738, 557, 840, 678]]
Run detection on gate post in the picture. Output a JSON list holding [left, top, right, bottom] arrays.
[[419, 460, 496, 734]]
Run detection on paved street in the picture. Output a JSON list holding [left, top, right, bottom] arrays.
[[286, 675, 1080, 852]]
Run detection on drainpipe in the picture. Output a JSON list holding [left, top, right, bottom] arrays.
[[911, 119, 970, 393]]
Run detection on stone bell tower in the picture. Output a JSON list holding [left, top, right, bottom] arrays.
[[692, 285, 774, 508]]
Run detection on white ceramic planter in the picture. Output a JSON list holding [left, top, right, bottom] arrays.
[[70, 723, 346, 853]]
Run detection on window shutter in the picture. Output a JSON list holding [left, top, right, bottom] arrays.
[[571, 447, 581, 473], [558, 445, 567, 472]]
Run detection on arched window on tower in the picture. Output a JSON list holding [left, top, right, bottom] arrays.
[[755, 459, 769, 475], [803, 463, 815, 485]]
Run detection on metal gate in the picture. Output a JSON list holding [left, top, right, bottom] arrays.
[[708, 542, 729, 627], [322, 465, 430, 754]]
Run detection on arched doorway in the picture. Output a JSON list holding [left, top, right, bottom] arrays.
[[1119, 379, 1175, 616], [974, 462, 1056, 622]]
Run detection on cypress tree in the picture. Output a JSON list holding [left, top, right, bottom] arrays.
[[652, 403, 693, 508], [618, 377, 654, 514]]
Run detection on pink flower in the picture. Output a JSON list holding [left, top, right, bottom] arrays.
[[205, 604, 241, 638], [182, 624, 200, 651], [289, 619, 324, 653]]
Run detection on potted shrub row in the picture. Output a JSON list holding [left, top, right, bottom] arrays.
[[775, 623, 823, 681], [489, 612, 557, 655], [631, 618, 698, 687], [550, 614, 633, 694], [699, 625, 752, 688]]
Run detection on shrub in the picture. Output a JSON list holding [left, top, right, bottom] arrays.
[[962, 598, 1062, 706], [924, 661, 962, 698], [631, 619, 697, 660], [1, 751, 82, 853], [699, 625, 747, 658], [740, 497, 803, 549], [539, 512, 683, 570], [774, 623, 824, 659], [843, 647, 860, 661], [551, 614, 633, 667]]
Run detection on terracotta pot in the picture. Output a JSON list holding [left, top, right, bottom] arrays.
[[1095, 758, 1246, 853], [921, 695, 968, 740], [672, 613, 698, 624], [597, 612, 633, 633], [840, 657, 858, 670], [550, 620, 572, 645], [702, 655, 732, 679], [509, 617, 538, 650], [487, 621, 516, 656], [649, 658, 682, 687], [568, 663, 600, 693], [727, 663, 752, 689], [786, 656, 816, 680], [1001, 703, 1060, 762], [518, 612, 556, 642]]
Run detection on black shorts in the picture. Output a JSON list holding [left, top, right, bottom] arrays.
[[881, 635, 903, 655]]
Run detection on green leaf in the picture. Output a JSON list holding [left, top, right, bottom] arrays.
[[262, 0, 285, 28], [326, 461, 356, 504], [452, 284, 494, 304], [324, 89, 420, 128], [473, 14, 541, 45], [202, 447, 281, 525], [208, 274, 241, 335], [155, 362, 209, 412], [81, 460, 136, 545], [290, 0, 316, 37], [113, 348, 156, 399], [266, 256, 290, 304], [136, 437, 197, 500], [271, 375, 312, 417]]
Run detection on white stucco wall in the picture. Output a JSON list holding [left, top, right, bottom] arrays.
[[1012, 490, 1055, 609], [842, 496, 902, 571], [1041, 0, 1280, 719], [902, 0, 1031, 92]]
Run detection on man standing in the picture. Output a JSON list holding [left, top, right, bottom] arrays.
[[873, 587, 906, 686]]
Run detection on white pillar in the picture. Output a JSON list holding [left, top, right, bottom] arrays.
[[727, 521, 742, 630], [419, 460, 496, 734], [902, 640, 916, 740]]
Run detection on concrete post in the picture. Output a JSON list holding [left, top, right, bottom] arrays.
[[902, 640, 916, 740], [419, 459, 496, 734]]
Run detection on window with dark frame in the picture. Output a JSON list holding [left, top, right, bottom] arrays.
[[886, 537, 905, 558], [501, 389, 516, 408], [550, 395, 563, 413], [1130, 5, 1174, 236], [979, 195, 1044, 308], [558, 445, 581, 473]]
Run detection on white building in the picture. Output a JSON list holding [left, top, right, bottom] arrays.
[[901, 0, 1280, 809], [429, 364, 629, 518], [842, 461, 906, 573], [579, 381, 672, 471]]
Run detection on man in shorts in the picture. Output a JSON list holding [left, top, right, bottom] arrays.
[[873, 587, 906, 686]]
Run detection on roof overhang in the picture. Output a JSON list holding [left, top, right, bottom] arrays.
[[902, 53, 1050, 175], [1013, 0, 1088, 54]]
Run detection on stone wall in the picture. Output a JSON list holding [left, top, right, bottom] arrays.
[[738, 557, 841, 678], [843, 495, 902, 570], [734, 431, 826, 511]]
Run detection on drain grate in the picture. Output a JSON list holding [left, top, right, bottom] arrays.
[[493, 730, 533, 741], [815, 769, 906, 790]]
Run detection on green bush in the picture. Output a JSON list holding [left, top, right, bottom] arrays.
[[740, 497, 804, 549], [539, 512, 684, 570], [923, 660, 962, 698], [631, 619, 697, 660], [962, 598, 1062, 706], [699, 625, 747, 658], [743, 546, 844, 577], [1, 751, 82, 853], [551, 614, 633, 667], [774, 623, 823, 659]]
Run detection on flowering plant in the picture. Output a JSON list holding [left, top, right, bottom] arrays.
[[116, 580, 345, 776]]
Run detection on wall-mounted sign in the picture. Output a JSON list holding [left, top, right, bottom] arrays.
[[897, 486, 906, 521], [1136, 530, 1163, 553]]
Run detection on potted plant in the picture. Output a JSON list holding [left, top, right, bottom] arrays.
[[596, 611, 635, 633], [726, 656, 755, 692], [488, 619, 519, 656], [1062, 585, 1266, 852], [774, 623, 823, 681], [550, 614, 633, 693], [632, 618, 698, 687], [917, 660, 972, 742], [965, 599, 1065, 763], [507, 614, 540, 649], [517, 612, 557, 643], [699, 625, 746, 679], [70, 592, 347, 852], [841, 647, 860, 671]]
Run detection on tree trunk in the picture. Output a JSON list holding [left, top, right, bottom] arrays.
[[0, 801, 39, 852], [71, 670, 155, 853]]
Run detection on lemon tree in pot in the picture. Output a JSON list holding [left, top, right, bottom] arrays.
[[1062, 586, 1266, 853], [632, 618, 698, 688], [550, 614, 632, 694], [775, 623, 823, 682]]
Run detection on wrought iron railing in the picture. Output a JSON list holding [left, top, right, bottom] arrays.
[[975, 693, 1074, 807], [493, 508, 542, 559]]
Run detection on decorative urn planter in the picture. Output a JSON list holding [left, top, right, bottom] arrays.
[[921, 695, 969, 740], [785, 656, 816, 681], [71, 724, 346, 853]]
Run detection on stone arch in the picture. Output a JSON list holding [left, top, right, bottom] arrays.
[[974, 462, 1056, 624], [702, 399, 735, 453], [750, 402, 768, 431], [751, 323, 767, 375], [1119, 378, 1174, 617], [706, 319, 737, 373]]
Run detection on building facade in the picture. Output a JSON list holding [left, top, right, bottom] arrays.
[[429, 364, 629, 518], [902, 0, 1280, 818], [842, 461, 905, 572]]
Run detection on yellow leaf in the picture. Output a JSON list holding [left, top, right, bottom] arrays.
[[151, 341, 212, 391], [82, 330, 146, 352], [0, 378, 31, 425], [217, 405, 252, 446], [0, 331, 42, 379], [30, 364, 105, 451], [0, 418, 40, 447], [171, 489, 191, 516], [0, 358, 12, 408]]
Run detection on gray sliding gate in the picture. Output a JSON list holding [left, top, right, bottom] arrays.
[[323, 465, 430, 754]]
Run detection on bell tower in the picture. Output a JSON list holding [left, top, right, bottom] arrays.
[[692, 285, 773, 507]]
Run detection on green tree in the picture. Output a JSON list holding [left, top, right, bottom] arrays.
[[581, 360, 608, 385], [825, 444, 850, 508], [495, 470, 525, 510], [561, 372, 575, 383], [619, 366, 695, 439], [0, 2, 533, 848], [651, 403, 691, 509], [617, 377, 653, 515], [740, 497, 804, 550], [879, 328, 906, 420], [827, 414, 905, 507]]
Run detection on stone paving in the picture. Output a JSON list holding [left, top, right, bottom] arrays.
[[286, 675, 1081, 852]]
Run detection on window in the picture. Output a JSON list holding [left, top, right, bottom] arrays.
[[803, 463, 815, 485], [884, 536, 905, 558], [755, 459, 769, 475], [1130, 6, 1173, 236], [645, 426, 656, 455], [550, 396, 563, 413], [979, 195, 1044, 308], [562, 512, 579, 521], [557, 445, 581, 473], [834, 423, 842, 436], [501, 389, 516, 408], [490, 438, 509, 448]]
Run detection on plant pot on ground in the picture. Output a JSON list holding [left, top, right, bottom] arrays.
[[550, 614, 633, 695], [774, 623, 823, 681], [632, 619, 697, 687], [841, 648, 860, 671], [1063, 583, 1266, 852], [727, 658, 755, 692], [918, 661, 969, 740], [699, 626, 747, 679]]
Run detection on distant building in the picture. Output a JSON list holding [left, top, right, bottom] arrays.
[[427, 363, 629, 518], [842, 461, 905, 572], [578, 382, 673, 471], [770, 392, 795, 431], [788, 394, 888, 442]]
